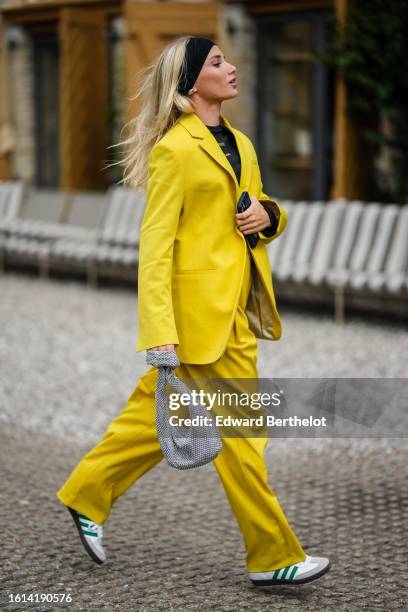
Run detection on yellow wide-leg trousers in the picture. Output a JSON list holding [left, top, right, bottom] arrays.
[[56, 246, 307, 573]]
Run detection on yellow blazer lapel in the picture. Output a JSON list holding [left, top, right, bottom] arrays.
[[176, 111, 250, 197]]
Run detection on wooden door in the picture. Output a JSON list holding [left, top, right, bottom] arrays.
[[124, 1, 219, 121], [0, 22, 13, 180], [59, 7, 108, 190]]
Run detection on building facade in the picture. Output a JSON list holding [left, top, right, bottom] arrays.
[[0, 0, 363, 201]]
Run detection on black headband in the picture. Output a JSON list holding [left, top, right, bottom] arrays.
[[177, 37, 216, 96]]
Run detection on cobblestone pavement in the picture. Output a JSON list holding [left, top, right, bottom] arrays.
[[1, 272, 407, 610]]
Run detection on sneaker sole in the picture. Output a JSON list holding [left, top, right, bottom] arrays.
[[67, 506, 105, 565], [250, 560, 331, 586]]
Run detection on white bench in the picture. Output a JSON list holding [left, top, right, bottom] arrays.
[[3, 186, 407, 321], [267, 198, 408, 322], [0, 180, 26, 271], [47, 186, 145, 286]]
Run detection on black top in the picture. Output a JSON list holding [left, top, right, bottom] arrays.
[[206, 123, 242, 185], [205, 123, 278, 236]]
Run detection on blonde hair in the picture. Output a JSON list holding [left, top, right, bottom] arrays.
[[107, 35, 196, 190]]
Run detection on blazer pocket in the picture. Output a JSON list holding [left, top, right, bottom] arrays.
[[173, 268, 217, 275]]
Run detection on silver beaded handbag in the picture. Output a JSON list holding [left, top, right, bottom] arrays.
[[146, 349, 222, 469]]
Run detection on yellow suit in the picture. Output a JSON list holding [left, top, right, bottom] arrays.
[[136, 111, 288, 363], [56, 111, 307, 573]]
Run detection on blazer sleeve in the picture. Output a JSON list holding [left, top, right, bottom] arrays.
[[248, 140, 288, 245], [257, 194, 288, 244], [135, 142, 184, 352]]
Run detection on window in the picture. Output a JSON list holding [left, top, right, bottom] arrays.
[[33, 31, 60, 188], [256, 11, 334, 201], [107, 16, 125, 186]]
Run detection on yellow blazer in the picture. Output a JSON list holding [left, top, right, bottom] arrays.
[[136, 111, 288, 364]]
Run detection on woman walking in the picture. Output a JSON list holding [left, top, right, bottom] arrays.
[[56, 35, 331, 587]]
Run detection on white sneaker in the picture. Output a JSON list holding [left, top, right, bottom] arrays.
[[249, 554, 331, 586], [67, 506, 106, 564]]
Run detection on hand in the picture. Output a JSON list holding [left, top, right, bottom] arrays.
[[150, 344, 176, 351], [235, 196, 271, 234]]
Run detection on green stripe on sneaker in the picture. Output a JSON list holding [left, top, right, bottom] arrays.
[[288, 566, 298, 580], [82, 530, 98, 537], [280, 566, 290, 579]]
